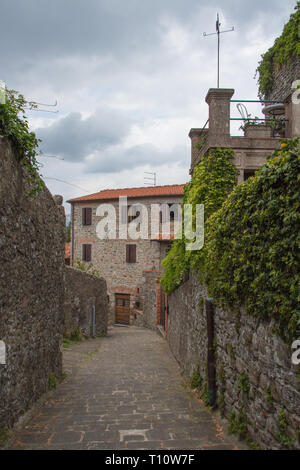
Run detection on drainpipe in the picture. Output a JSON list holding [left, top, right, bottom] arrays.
[[206, 298, 216, 407], [92, 304, 96, 337]]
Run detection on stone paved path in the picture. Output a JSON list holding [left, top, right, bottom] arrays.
[[9, 326, 245, 450]]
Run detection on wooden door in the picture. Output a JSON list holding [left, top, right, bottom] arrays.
[[115, 294, 130, 324]]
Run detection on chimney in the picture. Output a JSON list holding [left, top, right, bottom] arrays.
[[205, 88, 234, 146]]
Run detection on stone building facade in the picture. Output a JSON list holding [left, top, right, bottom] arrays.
[[68, 185, 184, 325]]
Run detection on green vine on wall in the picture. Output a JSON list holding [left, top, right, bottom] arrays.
[[0, 88, 44, 195], [160, 148, 238, 294], [256, 2, 300, 99], [161, 138, 300, 344], [201, 138, 300, 344]]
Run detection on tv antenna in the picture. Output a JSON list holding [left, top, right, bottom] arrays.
[[25, 99, 58, 113], [144, 171, 156, 186], [203, 13, 234, 88]]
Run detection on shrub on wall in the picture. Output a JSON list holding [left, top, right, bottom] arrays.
[[0, 88, 43, 194], [256, 2, 300, 99], [161, 148, 238, 293], [201, 138, 300, 344], [162, 138, 299, 344]]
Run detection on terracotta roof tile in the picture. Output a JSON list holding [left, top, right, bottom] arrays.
[[67, 184, 185, 203]]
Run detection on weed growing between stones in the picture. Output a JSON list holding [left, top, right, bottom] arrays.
[[48, 372, 57, 390], [265, 386, 274, 407], [237, 371, 251, 398], [0, 427, 10, 446], [276, 410, 295, 449], [190, 367, 202, 389]]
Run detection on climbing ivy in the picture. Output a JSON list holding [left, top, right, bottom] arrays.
[[0, 88, 44, 195], [161, 138, 300, 345], [160, 148, 238, 294], [256, 2, 300, 99], [202, 138, 300, 344]]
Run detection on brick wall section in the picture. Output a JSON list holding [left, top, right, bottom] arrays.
[[0, 138, 65, 429], [167, 272, 300, 450], [64, 266, 108, 338]]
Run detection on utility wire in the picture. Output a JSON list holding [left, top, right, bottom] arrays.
[[43, 177, 90, 193]]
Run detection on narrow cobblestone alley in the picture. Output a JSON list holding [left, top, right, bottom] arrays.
[[9, 327, 245, 450]]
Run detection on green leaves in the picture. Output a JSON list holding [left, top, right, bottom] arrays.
[[202, 139, 300, 344], [256, 2, 300, 98], [161, 138, 300, 344], [0, 88, 43, 195], [161, 148, 238, 294]]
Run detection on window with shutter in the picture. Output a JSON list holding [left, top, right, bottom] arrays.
[[126, 244, 136, 263], [82, 244, 92, 261], [82, 208, 92, 226]]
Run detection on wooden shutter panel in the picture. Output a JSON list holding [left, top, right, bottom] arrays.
[[130, 244, 136, 263], [86, 244, 91, 262], [126, 245, 136, 263], [82, 244, 92, 261], [83, 208, 92, 225], [126, 245, 130, 262], [86, 208, 92, 225]]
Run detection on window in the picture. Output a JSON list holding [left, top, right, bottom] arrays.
[[121, 205, 141, 224], [82, 244, 92, 262], [126, 244, 136, 263], [160, 204, 177, 223], [82, 207, 92, 226], [128, 207, 140, 223], [244, 170, 256, 181]]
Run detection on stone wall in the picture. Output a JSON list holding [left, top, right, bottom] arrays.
[[64, 266, 108, 338], [140, 270, 161, 330], [167, 272, 300, 450], [0, 138, 65, 429]]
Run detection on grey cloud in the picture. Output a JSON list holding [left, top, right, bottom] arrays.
[[1, 0, 295, 69], [84, 143, 189, 174], [37, 108, 132, 161]]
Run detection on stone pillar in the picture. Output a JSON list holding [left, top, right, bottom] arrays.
[[205, 88, 234, 146], [285, 94, 300, 138], [188, 128, 208, 167]]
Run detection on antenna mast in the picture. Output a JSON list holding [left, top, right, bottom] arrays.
[[203, 13, 234, 88]]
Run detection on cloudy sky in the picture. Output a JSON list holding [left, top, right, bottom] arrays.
[[1, 0, 296, 214]]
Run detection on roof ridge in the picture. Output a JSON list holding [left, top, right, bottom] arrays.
[[67, 183, 186, 203], [99, 183, 185, 192]]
